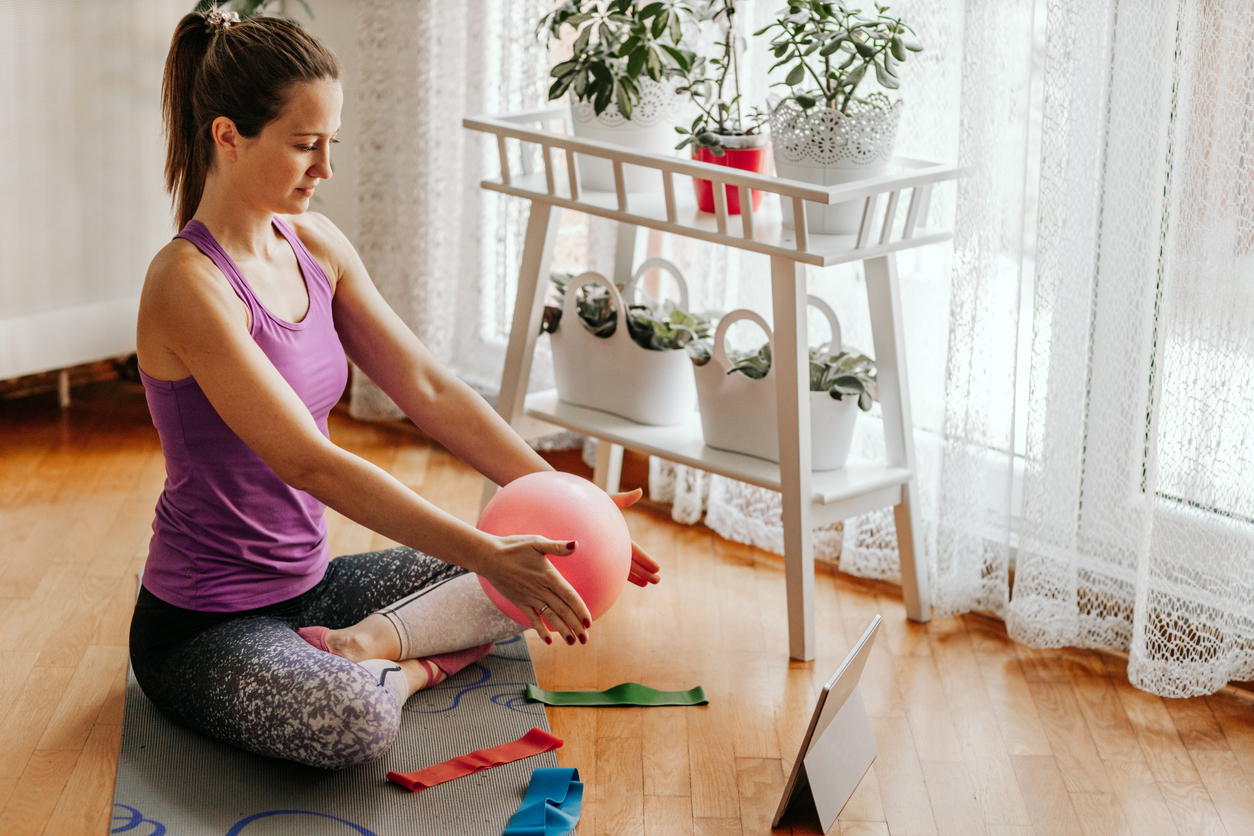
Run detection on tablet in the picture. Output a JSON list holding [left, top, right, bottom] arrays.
[[772, 614, 882, 829]]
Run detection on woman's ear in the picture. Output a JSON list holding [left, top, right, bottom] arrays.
[[210, 115, 241, 162]]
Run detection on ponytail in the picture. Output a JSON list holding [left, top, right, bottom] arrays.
[[161, 9, 341, 230]]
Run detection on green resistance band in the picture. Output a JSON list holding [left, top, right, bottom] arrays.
[[525, 682, 709, 707]]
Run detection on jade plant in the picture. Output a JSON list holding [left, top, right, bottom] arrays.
[[755, 1, 922, 114], [193, 0, 313, 20], [543, 273, 712, 360], [671, 0, 766, 155], [723, 342, 878, 410], [539, 1, 694, 118]]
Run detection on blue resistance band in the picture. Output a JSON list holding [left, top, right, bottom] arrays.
[[502, 767, 583, 836]]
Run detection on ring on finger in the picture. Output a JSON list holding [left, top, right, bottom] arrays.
[[535, 604, 551, 616]]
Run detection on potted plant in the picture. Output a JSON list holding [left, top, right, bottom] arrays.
[[539, 1, 694, 192], [543, 261, 712, 425], [756, 2, 922, 234], [671, 0, 768, 215], [692, 298, 875, 470]]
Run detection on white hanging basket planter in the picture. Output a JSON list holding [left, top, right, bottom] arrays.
[[769, 92, 903, 235], [570, 80, 682, 193], [695, 297, 859, 471], [550, 261, 697, 426]]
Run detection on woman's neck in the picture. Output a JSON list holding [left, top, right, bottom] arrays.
[[191, 174, 281, 260]]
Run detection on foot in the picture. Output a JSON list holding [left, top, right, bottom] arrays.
[[407, 643, 495, 693], [296, 614, 400, 663]]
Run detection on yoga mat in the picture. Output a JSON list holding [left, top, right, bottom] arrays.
[[111, 635, 560, 836], [526, 682, 709, 707]]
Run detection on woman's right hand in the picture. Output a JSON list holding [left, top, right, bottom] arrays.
[[474, 534, 591, 646]]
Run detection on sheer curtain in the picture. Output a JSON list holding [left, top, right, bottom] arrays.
[[352, 0, 1254, 696]]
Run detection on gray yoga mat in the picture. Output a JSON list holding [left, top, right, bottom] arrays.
[[111, 634, 558, 836]]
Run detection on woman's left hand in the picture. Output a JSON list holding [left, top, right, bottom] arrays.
[[610, 488, 661, 587]]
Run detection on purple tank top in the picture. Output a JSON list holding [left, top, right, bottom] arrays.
[[140, 217, 349, 611]]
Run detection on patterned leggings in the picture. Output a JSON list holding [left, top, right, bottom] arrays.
[[129, 547, 472, 770]]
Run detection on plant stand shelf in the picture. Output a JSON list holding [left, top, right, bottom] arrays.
[[465, 105, 959, 660]]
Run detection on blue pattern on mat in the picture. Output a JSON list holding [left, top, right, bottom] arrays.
[[406, 636, 545, 718], [112, 804, 383, 836]]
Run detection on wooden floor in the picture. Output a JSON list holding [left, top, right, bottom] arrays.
[[1, 381, 1253, 836]]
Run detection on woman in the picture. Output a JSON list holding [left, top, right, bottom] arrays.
[[129, 8, 659, 770]]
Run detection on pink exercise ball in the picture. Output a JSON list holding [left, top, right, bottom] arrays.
[[476, 471, 632, 628]]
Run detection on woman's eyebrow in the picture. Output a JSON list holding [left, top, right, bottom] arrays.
[[290, 128, 341, 137]]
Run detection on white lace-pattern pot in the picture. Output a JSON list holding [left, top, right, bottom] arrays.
[[550, 264, 697, 426], [695, 297, 859, 471], [570, 80, 682, 193], [769, 92, 903, 235]]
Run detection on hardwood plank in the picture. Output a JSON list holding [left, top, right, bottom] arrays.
[[36, 645, 129, 751], [1103, 758, 1179, 836], [552, 707, 598, 799], [926, 617, 992, 712], [33, 575, 125, 668], [920, 759, 986, 836], [1068, 793, 1132, 836], [643, 707, 691, 797], [1008, 755, 1084, 836], [0, 778, 16, 813], [840, 823, 890, 835], [0, 749, 80, 836], [0, 667, 75, 779], [1205, 694, 1254, 778], [1025, 680, 1113, 794], [1070, 674, 1145, 762], [689, 701, 741, 819], [695, 819, 743, 836], [0, 652, 41, 727], [975, 653, 1053, 757], [1111, 677, 1200, 783], [1187, 750, 1254, 836], [868, 716, 937, 835], [951, 708, 1032, 827], [37, 723, 122, 836], [730, 655, 782, 759], [597, 736, 644, 836], [1161, 698, 1227, 751], [645, 794, 694, 836], [736, 757, 786, 836], [1157, 782, 1227, 836]]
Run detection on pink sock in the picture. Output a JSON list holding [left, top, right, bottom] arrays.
[[296, 626, 344, 657], [419, 643, 494, 687]]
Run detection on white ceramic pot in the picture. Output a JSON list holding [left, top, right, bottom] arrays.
[[694, 297, 859, 471], [570, 80, 682, 193], [550, 268, 697, 426], [769, 92, 903, 235]]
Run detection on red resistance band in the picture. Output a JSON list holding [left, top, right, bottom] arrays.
[[386, 727, 563, 792]]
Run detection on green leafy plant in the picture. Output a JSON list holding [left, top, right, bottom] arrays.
[[670, 1, 766, 155], [539, 1, 693, 118], [725, 342, 878, 410], [543, 273, 712, 359], [193, 0, 313, 21], [755, 2, 922, 114]]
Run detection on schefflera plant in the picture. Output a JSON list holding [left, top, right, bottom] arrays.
[[543, 273, 714, 361], [726, 342, 878, 411], [756, 1, 922, 114]]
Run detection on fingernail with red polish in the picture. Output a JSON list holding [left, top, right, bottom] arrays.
[[544, 636, 552, 645], [582, 618, 591, 628], [565, 635, 575, 645], [579, 634, 587, 645], [567, 541, 577, 550]]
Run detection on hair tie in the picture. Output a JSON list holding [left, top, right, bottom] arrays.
[[204, 8, 240, 34]]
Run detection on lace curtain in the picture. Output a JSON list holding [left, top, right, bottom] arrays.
[[352, 0, 1254, 696]]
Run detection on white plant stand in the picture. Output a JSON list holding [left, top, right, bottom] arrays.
[[464, 105, 959, 660]]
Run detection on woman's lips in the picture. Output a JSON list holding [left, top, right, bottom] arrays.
[[297, 186, 315, 197]]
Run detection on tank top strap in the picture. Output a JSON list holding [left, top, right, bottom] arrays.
[[175, 220, 265, 324], [271, 216, 334, 305]]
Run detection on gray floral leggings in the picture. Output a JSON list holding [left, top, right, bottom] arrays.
[[129, 547, 465, 769]]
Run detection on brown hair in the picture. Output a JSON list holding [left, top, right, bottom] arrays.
[[161, 9, 341, 229]]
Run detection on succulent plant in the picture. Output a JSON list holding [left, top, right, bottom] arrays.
[[543, 273, 713, 360], [725, 341, 878, 411]]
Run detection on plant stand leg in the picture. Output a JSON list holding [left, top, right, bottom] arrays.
[[771, 255, 816, 662], [481, 202, 562, 510], [593, 441, 624, 494], [864, 254, 931, 622]]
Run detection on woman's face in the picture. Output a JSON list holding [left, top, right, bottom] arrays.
[[225, 78, 343, 216]]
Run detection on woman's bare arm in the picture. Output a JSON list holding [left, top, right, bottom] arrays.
[[137, 243, 592, 642]]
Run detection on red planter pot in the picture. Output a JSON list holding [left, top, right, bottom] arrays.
[[692, 143, 769, 215]]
